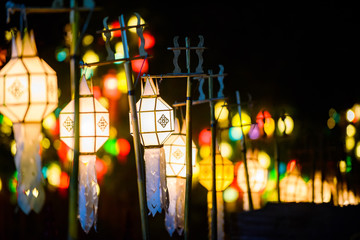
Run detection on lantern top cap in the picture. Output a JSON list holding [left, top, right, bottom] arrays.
[[12, 29, 37, 58], [141, 77, 159, 97], [80, 74, 92, 96]]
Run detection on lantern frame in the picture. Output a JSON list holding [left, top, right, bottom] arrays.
[[59, 75, 109, 153], [199, 152, 234, 192], [130, 77, 174, 147], [0, 30, 58, 123]]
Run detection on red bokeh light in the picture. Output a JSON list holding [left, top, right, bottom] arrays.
[[199, 128, 211, 146]]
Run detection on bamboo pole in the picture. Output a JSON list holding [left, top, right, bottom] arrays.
[[184, 37, 193, 240], [119, 14, 149, 240], [208, 70, 217, 240], [235, 91, 253, 211], [68, 0, 80, 239]]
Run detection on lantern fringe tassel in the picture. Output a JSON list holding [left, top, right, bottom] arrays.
[[165, 177, 185, 236], [13, 123, 45, 214], [144, 148, 169, 216], [79, 155, 98, 233]]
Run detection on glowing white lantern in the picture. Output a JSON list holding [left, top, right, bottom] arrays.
[[129, 76, 174, 216], [0, 30, 58, 214], [280, 169, 308, 202], [59, 74, 109, 233], [163, 118, 197, 236]]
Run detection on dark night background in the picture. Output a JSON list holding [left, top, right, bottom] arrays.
[[0, 1, 358, 239]]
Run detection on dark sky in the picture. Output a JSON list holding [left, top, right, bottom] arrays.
[[1, 1, 357, 125]]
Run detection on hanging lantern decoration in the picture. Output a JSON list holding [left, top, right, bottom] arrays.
[[280, 161, 308, 202], [237, 149, 268, 210], [129, 76, 174, 216], [199, 150, 234, 240], [59, 74, 109, 233], [163, 118, 197, 236], [0, 30, 58, 214], [307, 171, 331, 203]]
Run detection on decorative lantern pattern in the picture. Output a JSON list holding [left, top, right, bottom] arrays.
[[237, 149, 268, 210], [129, 77, 174, 216], [163, 118, 197, 236], [199, 151, 234, 240], [0, 30, 58, 214], [60, 74, 109, 233]]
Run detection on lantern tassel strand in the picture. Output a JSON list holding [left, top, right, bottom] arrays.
[[79, 155, 98, 233], [165, 177, 185, 236], [144, 148, 169, 216], [13, 123, 45, 214]]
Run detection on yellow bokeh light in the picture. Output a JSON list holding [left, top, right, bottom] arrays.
[[117, 70, 128, 93], [214, 101, 229, 122], [355, 142, 360, 159], [10, 140, 16, 156], [258, 150, 271, 168], [42, 113, 56, 130], [219, 142, 232, 159], [278, 115, 294, 135], [346, 136, 355, 152], [0, 177, 2, 192], [82, 34, 94, 47], [82, 50, 99, 69], [339, 160, 346, 173], [200, 145, 211, 159], [232, 112, 251, 134], [346, 124, 356, 137], [47, 163, 62, 187], [127, 15, 145, 33], [264, 117, 275, 136], [327, 118, 335, 129]]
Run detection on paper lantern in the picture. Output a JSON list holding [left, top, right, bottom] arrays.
[[129, 76, 174, 216], [0, 30, 58, 214], [59, 74, 109, 233], [237, 149, 268, 210], [163, 118, 197, 236], [280, 168, 308, 202], [307, 171, 331, 203], [199, 151, 234, 240]]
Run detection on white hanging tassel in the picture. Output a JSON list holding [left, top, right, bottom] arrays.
[[13, 123, 45, 214], [144, 148, 168, 216], [165, 177, 186, 236], [207, 191, 225, 240], [78, 155, 98, 233]]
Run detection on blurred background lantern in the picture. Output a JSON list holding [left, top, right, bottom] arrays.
[[279, 160, 308, 202], [59, 74, 109, 233], [307, 171, 331, 203], [237, 149, 268, 210], [199, 150, 234, 240], [129, 76, 174, 216], [163, 118, 197, 236], [0, 30, 58, 214]]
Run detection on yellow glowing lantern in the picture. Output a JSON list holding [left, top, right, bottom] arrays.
[[59, 74, 109, 233], [237, 149, 268, 210], [280, 167, 308, 202], [0, 30, 58, 214], [199, 151, 234, 240], [163, 118, 197, 236], [232, 111, 251, 134], [307, 171, 331, 203], [129, 76, 174, 216]]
